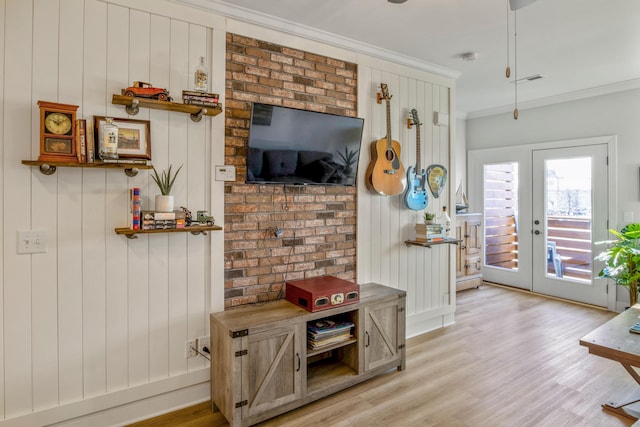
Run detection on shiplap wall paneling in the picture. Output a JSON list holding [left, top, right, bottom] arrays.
[[356, 67, 376, 286], [104, 2, 131, 395], [398, 75, 417, 315], [0, 0, 6, 417], [356, 66, 454, 319], [4, 0, 35, 418], [167, 18, 191, 377], [82, 0, 109, 401], [437, 86, 452, 305], [185, 23, 210, 373], [127, 7, 154, 389], [148, 13, 172, 383], [2, 0, 216, 422], [31, 0, 61, 412]]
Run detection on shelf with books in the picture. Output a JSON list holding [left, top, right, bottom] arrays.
[[404, 238, 462, 248], [112, 94, 222, 122], [307, 318, 356, 355], [22, 160, 152, 176], [114, 224, 222, 239]]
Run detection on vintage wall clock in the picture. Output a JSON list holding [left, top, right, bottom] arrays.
[[38, 100, 78, 162]]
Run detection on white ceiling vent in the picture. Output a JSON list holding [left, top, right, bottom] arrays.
[[510, 74, 544, 84]]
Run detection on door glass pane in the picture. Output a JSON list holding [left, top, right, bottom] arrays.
[[545, 157, 592, 282], [484, 163, 519, 271]]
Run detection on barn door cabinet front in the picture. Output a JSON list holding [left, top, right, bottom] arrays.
[[210, 283, 406, 427], [363, 297, 406, 372], [210, 305, 305, 427]]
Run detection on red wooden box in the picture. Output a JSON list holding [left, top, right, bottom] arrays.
[[285, 276, 360, 312]]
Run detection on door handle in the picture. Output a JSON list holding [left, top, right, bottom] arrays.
[[296, 352, 301, 372], [534, 230, 540, 235], [365, 331, 370, 348]]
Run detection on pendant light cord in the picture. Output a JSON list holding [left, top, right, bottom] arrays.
[[513, 9, 519, 119], [506, 0, 511, 78]]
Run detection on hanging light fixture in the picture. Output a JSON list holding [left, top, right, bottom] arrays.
[[506, 0, 536, 120]]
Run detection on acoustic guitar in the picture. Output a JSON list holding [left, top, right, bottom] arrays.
[[404, 109, 428, 210], [366, 83, 407, 196]]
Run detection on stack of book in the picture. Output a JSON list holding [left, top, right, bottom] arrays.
[[182, 90, 220, 108], [415, 223, 445, 242], [141, 210, 186, 230], [307, 319, 354, 351]]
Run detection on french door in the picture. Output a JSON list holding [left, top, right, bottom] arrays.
[[470, 140, 612, 307], [531, 145, 608, 306]]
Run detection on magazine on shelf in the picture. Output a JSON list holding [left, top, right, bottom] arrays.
[[307, 319, 354, 335]]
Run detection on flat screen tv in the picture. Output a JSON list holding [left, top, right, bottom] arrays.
[[246, 103, 364, 186]]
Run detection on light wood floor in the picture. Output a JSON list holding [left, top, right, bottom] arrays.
[[129, 284, 638, 427]]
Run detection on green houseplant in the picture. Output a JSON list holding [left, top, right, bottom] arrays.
[[151, 164, 182, 212], [595, 223, 640, 306], [424, 211, 436, 224]]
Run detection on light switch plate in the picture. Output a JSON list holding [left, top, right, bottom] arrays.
[[17, 230, 48, 254], [215, 165, 236, 181]]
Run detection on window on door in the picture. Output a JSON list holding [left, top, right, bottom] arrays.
[[542, 157, 592, 282], [484, 162, 519, 271]]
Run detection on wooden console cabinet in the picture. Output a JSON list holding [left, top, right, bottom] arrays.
[[455, 213, 483, 291], [210, 282, 406, 427]]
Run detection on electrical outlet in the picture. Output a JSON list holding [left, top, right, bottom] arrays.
[[197, 335, 210, 356], [186, 339, 197, 358]]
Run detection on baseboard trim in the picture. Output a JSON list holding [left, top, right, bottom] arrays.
[[1, 369, 210, 427], [406, 306, 455, 338]]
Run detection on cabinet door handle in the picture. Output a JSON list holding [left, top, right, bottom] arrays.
[[296, 352, 301, 372], [365, 331, 370, 348], [461, 245, 467, 250]]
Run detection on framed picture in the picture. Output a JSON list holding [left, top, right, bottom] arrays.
[[93, 116, 151, 160]]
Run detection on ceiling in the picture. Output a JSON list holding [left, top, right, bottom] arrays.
[[176, 0, 640, 117]]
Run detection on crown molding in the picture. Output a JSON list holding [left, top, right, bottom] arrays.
[[466, 78, 640, 120], [169, 0, 460, 80]]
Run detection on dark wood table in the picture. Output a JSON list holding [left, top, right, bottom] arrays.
[[580, 304, 640, 420]]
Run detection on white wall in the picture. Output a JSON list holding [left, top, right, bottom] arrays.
[[0, 0, 456, 425], [1, 0, 226, 425], [467, 88, 640, 227], [466, 88, 640, 307]]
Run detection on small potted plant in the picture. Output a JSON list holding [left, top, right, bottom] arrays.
[[424, 211, 436, 224], [595, 223, 640, 307], [151, 164, 182, 212]]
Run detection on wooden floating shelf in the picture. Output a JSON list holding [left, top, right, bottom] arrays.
[[404, 238, 462, 248], [22, 160, 152, 176], [115, 225, 223, 239], [112, 94, 222, 122]]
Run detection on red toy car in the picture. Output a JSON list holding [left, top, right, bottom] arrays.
[[122, 81, 172, 101]]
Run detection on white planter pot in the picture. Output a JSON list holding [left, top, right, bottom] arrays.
[[155, 195, 174, 212]]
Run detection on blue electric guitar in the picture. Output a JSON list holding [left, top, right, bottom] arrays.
[[404, 109, 428, 210]]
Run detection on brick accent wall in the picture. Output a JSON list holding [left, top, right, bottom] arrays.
[[223, 34, 359, 308]]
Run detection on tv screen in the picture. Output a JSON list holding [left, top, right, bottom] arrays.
[[246, 103, 364, 186]]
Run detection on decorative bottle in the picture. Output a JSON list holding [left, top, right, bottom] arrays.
[[439, 206, 451, 237], [99, 117, 119, 160], [194, 56, 208, 92]]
